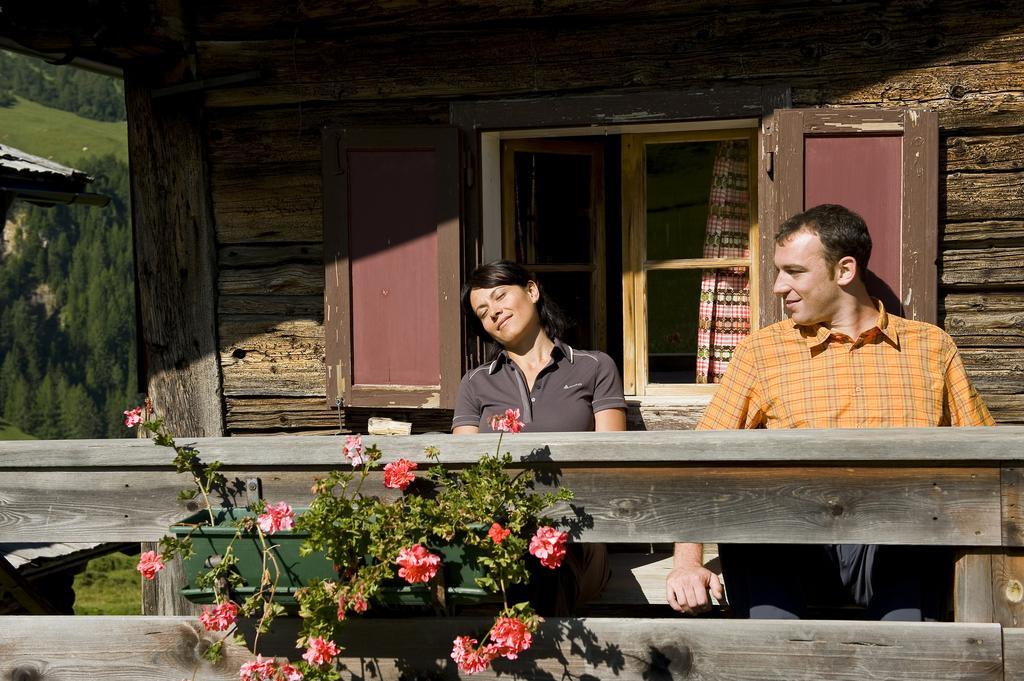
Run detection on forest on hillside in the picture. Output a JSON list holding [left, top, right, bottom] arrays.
[[0, 51, 136, 438], [0, 50, 125, 121]]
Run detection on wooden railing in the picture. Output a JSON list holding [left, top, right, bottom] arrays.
[[1, 427, 1023, 680]]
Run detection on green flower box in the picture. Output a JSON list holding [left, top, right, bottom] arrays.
[[171, 508, 497, 607]]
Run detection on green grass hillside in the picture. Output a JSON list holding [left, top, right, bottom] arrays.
[[0, 95, 127, 165], [0, 417, 35, 440]]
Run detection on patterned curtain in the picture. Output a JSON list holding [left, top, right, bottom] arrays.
[[695, 140, 751, 384]]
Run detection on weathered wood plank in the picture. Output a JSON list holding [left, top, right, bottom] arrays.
[[210, 161, 321, 243], [251, 617, 1006, 680], [224, 396, 454, 435], [219, 264, 323, 296], [2, 428, 1022, 468], [942, 220, 1024, 247], [125, 70, 224, 437], [984, 395, 1024, 425], [942, 247, 1024, 288], [991, 552, 1024, 627], [196, 8, 1024, 107], [960, 349, 1024, 397], [194, 0, 807, 39], [0, 616, 1004, 680], [206, 102, 448, 166], [943, 293, 1024, 347], [0, 464, 1003, 545], [219, 242, 322, 268], [945, 171, 1024, 222], [956, 550, 995, 623], [796, 62, 1024, 132], [1006, 627, 1024, 680], [219, 316, 325, 396], [218, 294, 322, 317], [0, 616, 251, 680], [946, 134, 1024, 173]]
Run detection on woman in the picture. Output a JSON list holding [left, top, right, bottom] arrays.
[[452, 260, 626, 614], [452, 260, 627, 434]]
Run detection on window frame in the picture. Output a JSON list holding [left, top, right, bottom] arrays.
[[621, 127, 760, 396], [500, 138, 607, 350]]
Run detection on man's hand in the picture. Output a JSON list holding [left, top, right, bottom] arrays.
[[666, 564, 723, 614], [666, 541, 724, 615]]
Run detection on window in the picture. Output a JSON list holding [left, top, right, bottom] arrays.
[[494, 123, 759, 397], [501, 139, 606, 350], [621, 129, 758, 395]]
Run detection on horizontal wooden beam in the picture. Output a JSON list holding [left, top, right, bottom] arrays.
[[0, 464, 1006, 546], [0, 616, 1006, 680], [1, 427, 1022, 468]]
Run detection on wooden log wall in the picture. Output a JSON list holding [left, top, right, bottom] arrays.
[[187, 0, 1024, 432]]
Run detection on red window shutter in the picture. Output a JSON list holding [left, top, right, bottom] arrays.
[[759, 108, 938, 325], [322, 127, 461, 409]]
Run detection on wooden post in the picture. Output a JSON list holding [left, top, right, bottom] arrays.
[[125, 57, 224, 615], [124, 63, 225, 438]]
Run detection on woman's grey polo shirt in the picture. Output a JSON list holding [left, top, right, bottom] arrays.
[[452, 341, 627, 433]]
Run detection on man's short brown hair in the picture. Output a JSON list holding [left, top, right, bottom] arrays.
[[776, 204, 872, 277]]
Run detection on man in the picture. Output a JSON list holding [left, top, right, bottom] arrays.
[[666, 204, 993, 620]]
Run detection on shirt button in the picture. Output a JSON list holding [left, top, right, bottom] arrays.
[[531, 397, 536, 402]]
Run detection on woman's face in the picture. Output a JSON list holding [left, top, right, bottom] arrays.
[[468, 282, 542, 347]]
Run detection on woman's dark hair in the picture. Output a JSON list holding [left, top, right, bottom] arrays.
[[461, 260, 568, 343]]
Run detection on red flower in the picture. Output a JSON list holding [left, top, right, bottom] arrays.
[[136, 550, 165, 581], [302, 637, 341, 666], [529, 526, 568, 569], [123, 406, 144, 428], [488, 522, 511, 544], [489, 408, 524, 434], [257, 501, 295, 534], [488, 616, 533, 660], [383, 458, 417, 490], [395, 544, 440, 584], [199, 601, 239, 631], [450, 635, 498, 674]]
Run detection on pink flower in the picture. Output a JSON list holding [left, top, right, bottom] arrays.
[[200, 601, 239, 631], [278, 663, 302, 681], [488, 617, 533, 660], [529, 526, 568, 569], [302, 637, 341, 666], [383, 458, 417, 490], [395, 544, 440, 584], [238, 655, 276, 680], [488, 522, 511, 544], [450, 635, 498, 675], [490, 408, 524, 434], [123, 406, 144, 428], [238, 656, 302, 681], [336, 587, 367, 620], [342, 434, 365, 466], [136, 550, 165, 580], [257, 501, 295, 534]]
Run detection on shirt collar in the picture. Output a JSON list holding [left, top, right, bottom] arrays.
[[488, 338, 571, 375], [796, 299, 900, 350]]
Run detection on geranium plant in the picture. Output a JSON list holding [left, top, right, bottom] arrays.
[[129, 403, 573, 680]]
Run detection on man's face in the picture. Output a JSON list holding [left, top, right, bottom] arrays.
[[772, 229, 842, 326]]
